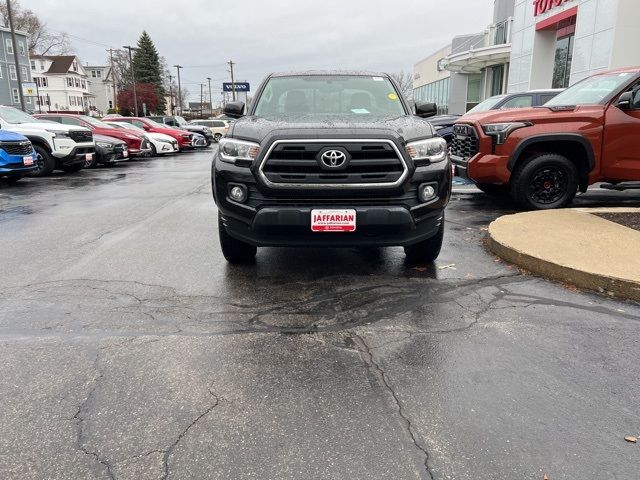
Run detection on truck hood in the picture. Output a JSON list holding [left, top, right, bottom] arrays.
[[229, 114, 436, 143], [6, 121, 90, 134], [458, 105, 603, 126]]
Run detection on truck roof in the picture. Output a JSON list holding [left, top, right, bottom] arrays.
[[269, 70, 389, 78]]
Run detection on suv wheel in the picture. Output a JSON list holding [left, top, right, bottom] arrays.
[[511, 153, 578, 210], [404, 216, 444, 263], [29, 145, 55, 177], [476, 183, 509, 196], [218, 213, 257, 264]]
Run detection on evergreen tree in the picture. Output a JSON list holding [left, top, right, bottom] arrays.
[[131, 31, 166, 114]]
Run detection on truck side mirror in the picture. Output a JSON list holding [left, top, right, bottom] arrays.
[[616, 91, 633, 110], [224, 101, 245, 119], [415, 101, 438, 118]]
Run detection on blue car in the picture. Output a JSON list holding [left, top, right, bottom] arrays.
[[0, 129, 37, 183]]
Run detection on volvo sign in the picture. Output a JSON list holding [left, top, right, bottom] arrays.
[[223, 82, 250, 92]]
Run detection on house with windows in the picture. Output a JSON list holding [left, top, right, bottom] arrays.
[[30, 55, 94, 114], [0, 25, 33, 108], [85, 64, 115, 116]]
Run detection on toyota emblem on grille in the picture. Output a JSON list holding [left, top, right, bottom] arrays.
[[320, 150, 347, 168]]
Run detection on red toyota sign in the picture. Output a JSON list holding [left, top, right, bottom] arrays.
[[533, 0, 571, 16]]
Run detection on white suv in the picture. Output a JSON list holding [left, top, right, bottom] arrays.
[[189, 119, 229, 142], [0, 106, 94, 176]]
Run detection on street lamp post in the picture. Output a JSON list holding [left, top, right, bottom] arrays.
[[123, 45, 138, 116], [206, 77, 212, 118], [173, 65, 183, 115]]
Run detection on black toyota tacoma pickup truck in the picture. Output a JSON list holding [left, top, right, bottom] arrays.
[[212, 71, 451, 263]]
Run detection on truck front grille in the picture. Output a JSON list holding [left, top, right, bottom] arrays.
[[450, 124, 479, 163], [260, 139, 408, 189], [69, 130, 93, 143], [0, 141, 33, 156]]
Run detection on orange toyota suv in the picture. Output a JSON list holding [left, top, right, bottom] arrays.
[[451, 67, 640, 209]]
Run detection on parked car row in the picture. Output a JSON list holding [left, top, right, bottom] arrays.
[[0, 106, 213, 184]]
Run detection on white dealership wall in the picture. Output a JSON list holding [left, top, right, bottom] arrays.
[[508, 0, 640, 92]]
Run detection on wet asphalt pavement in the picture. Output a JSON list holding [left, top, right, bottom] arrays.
[[1, 149, 639, 480]]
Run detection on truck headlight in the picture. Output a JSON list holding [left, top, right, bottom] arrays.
[[406, 137, 447, 166], [482, 122, 532, 145], [46, 130, 70, 138], [219, 138, 260, 165]]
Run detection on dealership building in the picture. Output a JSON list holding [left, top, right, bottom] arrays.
[[414, 0, 640, 114]]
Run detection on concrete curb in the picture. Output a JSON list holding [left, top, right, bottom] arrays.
[[488, 210, 640, 301]]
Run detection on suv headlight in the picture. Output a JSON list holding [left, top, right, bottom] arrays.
[[482, 122, 532, 145], [95, 141, 112, 148], [406, 137, 447, 166], [219, 138, 260, 165]]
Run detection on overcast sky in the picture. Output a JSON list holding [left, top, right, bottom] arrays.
[[21, 0, 493, 102]]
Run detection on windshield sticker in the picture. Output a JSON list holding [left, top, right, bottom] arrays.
[[387, 93, 398, 101], [372, 76, 384, 81], [351, 108, 370, 114]]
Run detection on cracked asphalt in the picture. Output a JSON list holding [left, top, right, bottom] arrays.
[[1, 149, 639, 480]]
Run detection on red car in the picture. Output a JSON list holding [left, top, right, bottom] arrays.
[[35, 113, 151, 157], [107, 117, 193, 150]]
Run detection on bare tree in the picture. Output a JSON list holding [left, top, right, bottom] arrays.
[[390, 71, 414, 102], [0, 0, 72, 55]]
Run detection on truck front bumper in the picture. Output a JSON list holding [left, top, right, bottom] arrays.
[[213, 157, 451, 248], [452, 152, 512, 185]]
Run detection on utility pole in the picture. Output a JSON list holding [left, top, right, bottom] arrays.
[[107, 48, 118, 111], [227, 60, 236, 101], [200, 83, 204, 119], [174, 65, 183, 115], [168, 73, 174, 115], [206, 77, 212, 118], [6, 0, 25, 111], [123, 45, 138, 116]]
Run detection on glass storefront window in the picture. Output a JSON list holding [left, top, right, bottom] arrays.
[[412, 77, 450, 114], [466, 74, 482, 111], [491, 65, 504, 96], [552, 34, 574, 89]]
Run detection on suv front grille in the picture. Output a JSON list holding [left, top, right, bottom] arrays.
[[69, 130, 93, 143], [0, 141, 33, 156], [260, 139, 408, 188], [450, 124, 479, 163]]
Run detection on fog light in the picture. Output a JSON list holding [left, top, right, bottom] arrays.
[[418, 183, 437, 202], [228, 183, 248, 203]]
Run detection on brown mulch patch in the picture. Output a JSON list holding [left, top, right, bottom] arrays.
[[594, 212, 640, 232]]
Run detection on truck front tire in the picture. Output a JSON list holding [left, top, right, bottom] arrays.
[[30, 145, 55, 177], [218, 213, 257, 264], [404, 216, 445, 263], [510, 153, 578, 210]]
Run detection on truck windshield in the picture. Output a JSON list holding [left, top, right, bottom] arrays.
[[0, 107, 38, 124], [254, 75, 406, 117], [545, 73, 634, 107], [466, 95, 507, 114]]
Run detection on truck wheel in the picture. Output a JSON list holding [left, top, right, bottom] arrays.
[[476, 183, 509, 196], [404, 215, 444, 263], [29, 145, 55, 177], [510, 153, 578, 210], [214, 133, 222, 143], [60, 164, 84, 173], [218, 213, 257, 264]]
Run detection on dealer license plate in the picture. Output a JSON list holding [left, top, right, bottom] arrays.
[[311, 209, 356, 232], [23, 156, 34, 166], [123, 150, 129, 158]]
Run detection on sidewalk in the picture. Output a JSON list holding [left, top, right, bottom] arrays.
[[488, 208, 640, 301]]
